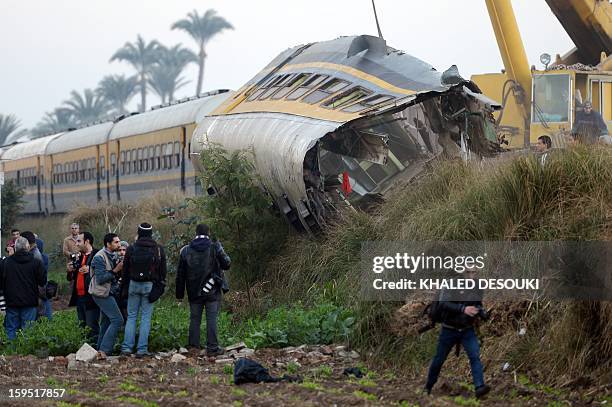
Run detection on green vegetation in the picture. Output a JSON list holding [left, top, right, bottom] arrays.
[[0, 300, 352, 355], [194, 144, 289, 307], [1, 179, 25, 235]]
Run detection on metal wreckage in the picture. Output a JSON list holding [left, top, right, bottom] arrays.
[[193, 35, 500, 232]]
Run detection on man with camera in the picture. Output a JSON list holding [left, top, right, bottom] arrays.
[[176, 224, 231, 356], [425, 271, 491, 399], [67, 232, 100, 346]]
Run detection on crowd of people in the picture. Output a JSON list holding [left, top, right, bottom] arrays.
[[0, 222, 231, 360]]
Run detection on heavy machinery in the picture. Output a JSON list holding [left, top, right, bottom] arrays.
[[472, 0, 612, 148]]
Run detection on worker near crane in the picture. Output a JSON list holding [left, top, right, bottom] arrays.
[[571, 101, 608, 144]]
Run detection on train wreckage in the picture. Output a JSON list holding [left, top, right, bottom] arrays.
[[193, 35, 500, 232]]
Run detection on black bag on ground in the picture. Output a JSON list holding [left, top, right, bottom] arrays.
[[234, 358, 302, 385], [129, 245, 159, 282]]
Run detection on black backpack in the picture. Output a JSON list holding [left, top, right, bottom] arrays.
[[418, 291, 445, 334], [129, 244, 160, 282], [185, 245, 222, 298]]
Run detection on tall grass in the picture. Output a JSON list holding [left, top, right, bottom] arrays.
[[267, 145, 612, 382]]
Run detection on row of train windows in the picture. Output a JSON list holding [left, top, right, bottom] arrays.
[[118, 142, 181, 175], [51, 142, 183, 184], [246, 72, 396, 113], [8, 168, 39, 187], [53, 158, 103, 185]]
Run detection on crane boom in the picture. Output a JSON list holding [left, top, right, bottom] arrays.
[[545, 0, 612, 66], [484, 0, 533, 144]]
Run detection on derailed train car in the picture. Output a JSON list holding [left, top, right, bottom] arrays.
[[192, 35, 500, 232], [2, 35, 499, 229]]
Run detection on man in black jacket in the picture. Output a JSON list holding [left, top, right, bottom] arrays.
[[67, 231, 100, 346], [425, 282, 490, 399], [176, 224, 231, 356], [120, 223, 167, 357], [0, 237, 46, 340]]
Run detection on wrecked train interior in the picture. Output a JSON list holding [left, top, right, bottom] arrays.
[[193, 35, 500, 232]]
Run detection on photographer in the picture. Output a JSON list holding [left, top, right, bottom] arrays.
[[67, 232, 100, 346], [425, 271, 490, 399]]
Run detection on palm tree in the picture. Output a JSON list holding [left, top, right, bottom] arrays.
[[110, 35, 161, 112], [30, 108, 76, 138], [62, 89, 110, 125], [97, 74, 139, 115], [171, 9, 233, 96], [0, 114, 27, 145], [148, 44, 197, 103]]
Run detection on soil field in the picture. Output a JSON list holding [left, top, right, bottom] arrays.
[[0, 345, 605, 406]]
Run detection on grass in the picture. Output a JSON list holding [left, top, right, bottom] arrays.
[[353, 390, 377, 401], [265, 146, 612, 384]]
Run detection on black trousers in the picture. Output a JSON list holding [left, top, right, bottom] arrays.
[[189, 301, 220, 351]]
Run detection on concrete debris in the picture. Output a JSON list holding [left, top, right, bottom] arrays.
[[225, 342, 247, 353], [338, 350, 360, 359], [503, 362, 511, 371], [215, 358, 234, 364], [171, 354, 187, 363], [179, 347, 189, 354], [75, 343, 97, 362], [518, 327, 527, 336], [48, 356, 54, 362]]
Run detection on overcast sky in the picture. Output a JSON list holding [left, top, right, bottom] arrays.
[[1, 0, 574, 129]]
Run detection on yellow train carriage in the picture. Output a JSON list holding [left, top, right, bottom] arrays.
[[107, 90, 231, 202], [47, 122, 114, 213], [1, 134, 63, 214]]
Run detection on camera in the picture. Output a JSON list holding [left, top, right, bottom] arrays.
[[476, 305, 489, 321], [70, 253, 80, 272]]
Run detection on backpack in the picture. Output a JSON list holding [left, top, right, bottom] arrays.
[[129, 244, 160, 282], [418, 291, 445, 334], [185, 245, 219, 298]]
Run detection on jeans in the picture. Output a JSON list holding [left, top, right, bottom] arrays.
[[42, 299, 53, 320], [426, 327, 485, 390], [75, 296, 100, 347], [189, 301, 220, 351], [93, 295, 124, 354], [121, 281, 154, 354], [5, 307, 38, 340]]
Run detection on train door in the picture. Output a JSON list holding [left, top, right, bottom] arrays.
[[180, 126, 186, 192], [36, 156, 42, 213]]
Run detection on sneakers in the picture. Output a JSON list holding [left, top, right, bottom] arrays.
[[475, 384, 491, 398], [135, 352, 152, 359], [206, 347, 225, 357]]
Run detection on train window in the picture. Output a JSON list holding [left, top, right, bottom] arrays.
[[286, 74, 329, 100], [303, 78, 350, 104], [81, 160, 87, 181], [120, 151, 126, 175], [259, 74, 294, 100], [100, 155, 105, 180], [136, 148, 142, 172], [111, 153, 117, 177], [155, 145, 161, 170], [148, 146, 154, 170], [131, 149, 137, 173], [341, 94, 395, 113], [143, 149, 149, 172], [174, 141, 180, 167], [247, 75, 283, 101], [272, 73, 310, 100], [323, 87, 373, 109]]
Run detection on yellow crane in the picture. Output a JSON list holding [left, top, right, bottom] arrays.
[[471, 0, 612, 148]]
